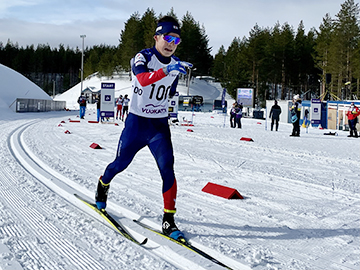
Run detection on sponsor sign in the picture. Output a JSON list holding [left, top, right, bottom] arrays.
[[100, 83, 115, 118], [311, 99, 321, 125]]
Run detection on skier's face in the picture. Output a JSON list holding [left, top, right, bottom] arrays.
[[155, 33, 180, 57]]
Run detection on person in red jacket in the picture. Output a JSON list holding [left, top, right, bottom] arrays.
[[346, 102, 360, 137]]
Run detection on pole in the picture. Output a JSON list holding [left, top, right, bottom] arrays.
[[53, 80, 55, 98], [80, 35, 86, 96], [187, 68, 192, 96]]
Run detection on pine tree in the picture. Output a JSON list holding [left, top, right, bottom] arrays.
[[118, 12, 143, 70], [329, 0, 360, 99], [314, 13, 334, 99]]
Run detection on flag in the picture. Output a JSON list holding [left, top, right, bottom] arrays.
[[221, 88, 226, 107]]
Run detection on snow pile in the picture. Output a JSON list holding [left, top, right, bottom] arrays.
[[55, 72, 233, 110]]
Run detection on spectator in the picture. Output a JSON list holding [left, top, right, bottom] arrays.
[[346, 102, 360, 137], [230, 102, 237, 128], [235, 103, 243, 128], [77, 94, 87, 119], [269, 100, 282, 131], [116, 95, 123, 120], [290, 95, 302, 137], [121, 94, 130, 121]]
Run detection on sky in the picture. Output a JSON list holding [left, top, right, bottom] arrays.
[[0, 0, 348, 55]]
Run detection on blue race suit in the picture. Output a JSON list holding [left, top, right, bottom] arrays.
[[101, 46, 179, 212]]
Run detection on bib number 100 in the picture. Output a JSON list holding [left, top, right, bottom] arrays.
[[134, 84, 171, 101]]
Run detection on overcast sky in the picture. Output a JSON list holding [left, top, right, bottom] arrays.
[[0, 0, 347, 55]]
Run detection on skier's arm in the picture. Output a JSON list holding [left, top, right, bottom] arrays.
[[132, 53, 166, 87]]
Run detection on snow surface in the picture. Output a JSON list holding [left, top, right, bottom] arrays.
[[0, 65, 360, 270]]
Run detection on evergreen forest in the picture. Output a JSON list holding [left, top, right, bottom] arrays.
[[0, 0, 359, 106]]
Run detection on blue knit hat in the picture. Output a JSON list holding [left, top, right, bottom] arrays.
[[155, 21, 181, 36]]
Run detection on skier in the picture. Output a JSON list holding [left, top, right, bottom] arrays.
[[77, 94, 87, 119], [269, 100, 282, 131], [290, 95, 302, 136], [121, 94, 130, 121], [95, 15, 192, 240], [346, 102, 360, 137]]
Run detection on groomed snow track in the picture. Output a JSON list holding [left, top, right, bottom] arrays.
[[1, 119, 251, 270]]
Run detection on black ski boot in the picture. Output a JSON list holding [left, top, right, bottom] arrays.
[[95, 176, 110, 210], [162, 212, 184, 241]]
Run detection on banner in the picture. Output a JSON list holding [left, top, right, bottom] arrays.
[[221, 88, 227, 107], [237, 88, 253, 107]]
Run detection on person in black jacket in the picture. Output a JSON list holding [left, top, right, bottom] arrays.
[[269, 100, 282, 131], [77, 94, 87, 119]]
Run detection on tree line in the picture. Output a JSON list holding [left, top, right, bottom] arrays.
[[83, 8, 213, 78], [0, 42, 82, 95], [212, 0, 360, 106], [1, 0, 359, 105]]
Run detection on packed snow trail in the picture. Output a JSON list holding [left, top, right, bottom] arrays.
[[0, 110, 359, 270], [1, 117, 183, 270], [1, 113, 251, 270]]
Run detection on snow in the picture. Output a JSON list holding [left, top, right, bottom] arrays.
[[1, 64, 360, 270]]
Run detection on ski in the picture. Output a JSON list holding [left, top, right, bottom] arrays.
[[133, 219, 233, 270], [74, 194, 147, 246]]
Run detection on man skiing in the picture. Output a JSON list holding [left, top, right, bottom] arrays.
[[95, 15, 192, 240]]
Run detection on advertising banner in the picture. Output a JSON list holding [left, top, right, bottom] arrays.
[[237, 88, 253, 107]]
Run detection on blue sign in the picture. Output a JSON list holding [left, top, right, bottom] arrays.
[[101, 83, 115, 89], [105, 95, 111, 101]]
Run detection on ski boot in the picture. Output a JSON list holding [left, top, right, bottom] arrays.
[[95, 176, 110, 210], [162, 212, 184, 241]]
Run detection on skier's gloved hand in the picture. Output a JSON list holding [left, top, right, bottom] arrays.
[[164, 61, 193, 75]]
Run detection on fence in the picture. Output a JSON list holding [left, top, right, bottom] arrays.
[[15, 98, 66, 112]]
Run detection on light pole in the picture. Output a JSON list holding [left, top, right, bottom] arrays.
[[187, 68, 196, 96], [80, 35, 86, 96]]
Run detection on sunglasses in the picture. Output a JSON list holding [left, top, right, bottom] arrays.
[[162, 35, 181, 45]]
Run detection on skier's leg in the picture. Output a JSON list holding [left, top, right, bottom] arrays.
[[96, 114, 145, 209]]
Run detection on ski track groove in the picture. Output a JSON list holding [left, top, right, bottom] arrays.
[[0, 122, 117, 270], [0, 169, 104, 270]]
